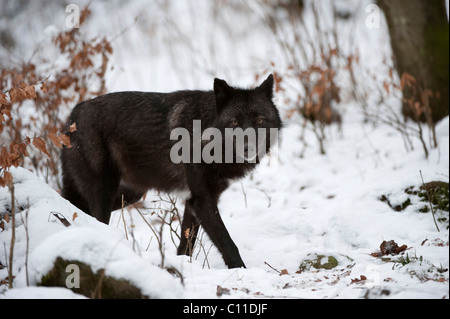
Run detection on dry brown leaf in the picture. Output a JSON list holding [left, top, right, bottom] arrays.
[[24, 85, 37, 99], [0, 146, 10, 167], [371, 240, 408, 257], [216, 285, 231, 297], [48, 133, 63, 149], [351, 275, 367, 284], [9, 87, 27, 103], [0, 103, 12, 118], [8, 142, 27, 167], [3, 171, 13, 187], [40, 82, 48, 93], [59, 133, 72, 148], [383, 80, 390, 95], [380, 240, 408, 255], [280, 269, 289, 276], [32, 137, 50, 157], [0, 93, 8, 105], [18, 81, 28, 89], [14, 142, 28, 157], [69, 122, 77, 132]]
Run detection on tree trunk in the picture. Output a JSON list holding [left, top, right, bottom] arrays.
[[379, 0, 449, 123]]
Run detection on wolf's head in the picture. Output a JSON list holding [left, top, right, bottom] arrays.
[[213, 74, 282, 163]]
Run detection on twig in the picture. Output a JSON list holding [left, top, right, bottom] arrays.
[[240, 181, 247, 208], [127, 209, 140, 256], [7, 180, 15, 288], [134, 206, 165, 268], [166, 267, 185, 286], [109, 15, 139, 44], [194, 230, 211, 269], [49, 212, 71, 227], [419, 171, 440, 232], [3, 243, 9, 279], [92, 269, 106, 299], [158, 210, 167, 269], [155, 195, 181, 249], [120, 195, 128, 240], [202, 244, 212, 270], [254, 187, 272, 208], [264, 261, 281, 274], [19, 203, 30, 287], [92, 237, 122, 299]]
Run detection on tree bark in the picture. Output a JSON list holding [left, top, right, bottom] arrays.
[[379, 0, 449, 123]]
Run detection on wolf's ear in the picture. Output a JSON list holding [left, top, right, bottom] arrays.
[[214, 78, 234, 111], [257, 74, 274, 100]]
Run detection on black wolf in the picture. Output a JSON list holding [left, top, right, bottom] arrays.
[[61, 74, 282, 269]]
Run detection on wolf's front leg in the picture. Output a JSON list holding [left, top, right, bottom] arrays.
[[190, 196, 246, 269], [183, 165, 246, 269]]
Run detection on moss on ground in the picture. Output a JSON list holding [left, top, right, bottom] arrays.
[[299, 254, 341, 272], [380, 181, 449, 228], [39, 257, 148, 299]]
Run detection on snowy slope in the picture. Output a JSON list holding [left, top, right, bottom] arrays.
[[0, 0, 448, 299], [0, 168, 184, 299], [1, 115, 448, 299]]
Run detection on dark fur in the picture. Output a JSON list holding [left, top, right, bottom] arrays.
[[61, 74, 281, 268]]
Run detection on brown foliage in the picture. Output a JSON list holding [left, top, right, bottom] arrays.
[[258, 1, 349, 155], [0, 5, 113, 188], [31, 137, 50, 158], [370, 240, 408, 258]]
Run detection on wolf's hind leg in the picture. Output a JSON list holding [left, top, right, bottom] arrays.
[[82, 163, 120, 224], [61, 175, 90, 214]]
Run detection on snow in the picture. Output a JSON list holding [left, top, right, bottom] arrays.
[[1, 115, 448, 299], [2, 287, 87, 299], [0, 0, 449, 299], [0, 168, 184, 299]]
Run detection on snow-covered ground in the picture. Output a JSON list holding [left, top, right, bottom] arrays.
[[0, 0, 448, 299], [1, 114, 448, 299]]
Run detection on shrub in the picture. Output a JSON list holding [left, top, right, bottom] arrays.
[[0, 6, 113, 189]]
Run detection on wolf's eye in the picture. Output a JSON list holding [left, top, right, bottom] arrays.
[[231, 120, 239, 127], [256, 118, 264, 124]]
